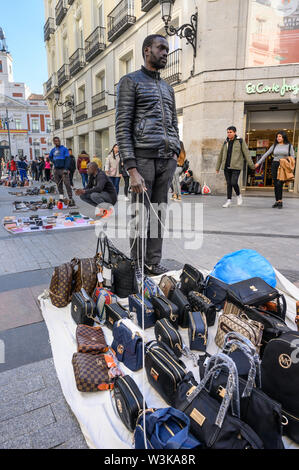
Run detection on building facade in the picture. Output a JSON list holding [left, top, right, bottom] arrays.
[[0, 31, 52, 161], [43, 0, 299, 193]]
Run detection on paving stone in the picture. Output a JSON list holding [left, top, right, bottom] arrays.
[[24, 384, 64, 412], [50, 398, 77, 422], [0, 287, 43, 331], [0, 435, 33, 449], [28, 417, 82, 449], [0, 358, 54, 387], [1, 375, 45, 403], [0, 399, 26, 423], [55, 434, 89, 449], [0, 405, 55, 443]]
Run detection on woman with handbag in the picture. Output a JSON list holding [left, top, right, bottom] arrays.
[[255, 131, 296, 209], [105, 144, 121, 195]]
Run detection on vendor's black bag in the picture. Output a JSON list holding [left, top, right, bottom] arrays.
[[145, 341, 187, 406], [114, 375, 147, 432], [155, 318, 184, 358], [71, 289, 96, 326], [204, 276, 230, 310], [174, 354, 264, 449], [261, 331, 299, 444], [227, 277, 286, 320], [188, 291, 217, 327], [169, 288, 190, 328], [97, 232, 138, 298], [151, 295, 179, 329], [180, 264, 204, 296], [208, 340, 284, 449]]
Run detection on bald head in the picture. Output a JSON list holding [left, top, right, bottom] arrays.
[[87, 161, 98, 176]]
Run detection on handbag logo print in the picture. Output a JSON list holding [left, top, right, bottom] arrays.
[[190, 408, 206, 427], [279, 353, 292, 369], [250, 285, 258, 292], [117, 344, 124, 355], [116, 399, 123, 414], [150, 367, 159, 381], [74, 305, 77, 312]]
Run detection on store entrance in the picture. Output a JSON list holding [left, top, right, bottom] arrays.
[[244, 105, 299, 190]]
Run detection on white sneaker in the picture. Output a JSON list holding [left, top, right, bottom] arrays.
[[237, 195, 243, 206], [222, 199, 232, 208], [124, 196, 130, 202]]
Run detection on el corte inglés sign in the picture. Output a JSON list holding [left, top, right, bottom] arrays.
[[246, 78, 299, 97]]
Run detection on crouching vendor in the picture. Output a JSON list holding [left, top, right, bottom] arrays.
[[75, 162, 117, 207]]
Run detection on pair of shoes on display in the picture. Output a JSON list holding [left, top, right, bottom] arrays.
[[272, 201, 283, 209], [223, 195, 243, 208]]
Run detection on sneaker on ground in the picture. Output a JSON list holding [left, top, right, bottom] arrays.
[[237, 195, 243, 206], [68, 199, 76, 207], [124, 196, 130, 201], [272, 202, 279, 208], [144, 263, 168, 276], [222, 199, 232, 208], [277, 202, 283, 209]]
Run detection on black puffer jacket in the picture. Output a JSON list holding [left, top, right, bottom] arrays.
[[116, 66, 181, 171]]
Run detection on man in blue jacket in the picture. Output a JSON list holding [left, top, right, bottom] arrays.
[[49, 137, 75, 206]]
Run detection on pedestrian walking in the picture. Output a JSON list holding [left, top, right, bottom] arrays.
[[68, 149, 76, 188], [92, 155, 102, 170], [77, 151, 90, 188], [30, 160, 38, 181], [116, 34, 180, 277], [255, 131, 296, 209], [216, 126, 255, 208], [44, 157, 52, 182], [17, 157, 29, 183], [49, 137, 75, 206], [10, 156, 17, 182], [105, 144, 121, 195], [37, 157, 45, 182], [171, 140, 186, 201], [120, 158, 130, 201]]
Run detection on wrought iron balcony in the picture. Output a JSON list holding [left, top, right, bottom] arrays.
[[68, 0, 75, 4], [92, 91, 107, 116], [44, 17, 55, 41], [69, 49, 85, 77], [45, 73, 57, 94], [57, 64, 70, 87], [55, 119, 61, 130], [108, 0, 136, 43], [55, 0, 68, 26], [63, 109, 73, 128], [85, 27, 106, 63], [141, 0, 159, 12], [161, 49, 182, 86], [75, 102, 88, 123]]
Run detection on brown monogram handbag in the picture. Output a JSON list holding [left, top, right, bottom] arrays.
[[73, 257, 99, 296], [215, 312, 263, 353], [158, 275, 177, 299], [49, 261, 75, 308], [76, 325, 108, 355], [72, 353, 114, 392]]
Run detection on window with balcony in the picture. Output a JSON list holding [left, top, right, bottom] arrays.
[[58, 64, 70, 87], [69, 49, 85, 77], [44, 17, 55, 41], [63, 109, 73, 128], [32, 119, 40, 133], [141, 0, 159, 12], [92, 91, 107, 116], [55, 0, 68, 26], [108, 0, 136, 43], [161, 49, 182, 86], [85, 27, 106, 63], [75, 102, 87, 123], [46, 119, 52, 133]]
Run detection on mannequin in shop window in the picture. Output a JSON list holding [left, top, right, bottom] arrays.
[[255, 131, 296, 209]]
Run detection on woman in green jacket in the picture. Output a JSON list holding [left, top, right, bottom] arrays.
[[216, 126, 255, 208]]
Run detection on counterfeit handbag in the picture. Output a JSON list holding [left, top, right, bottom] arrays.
[[215, 312, 263, 353], [151, 295, 179, 329], [155, 318, 184, 358], [104, 303, 129, 331], [204, 276, 230, 310], [93, 287, 118, 324], [188, 311, 208, 352], [180, 264, 204, 296], [114, 375, 147, 432], [158, 275, 177, 299], [169, 287, 191, 328], [72, 352, 114, 392], [76, 324, 108, 355], [111, 320, 143, 372], [71, 289, 96, 326], [188, 291, 217, 327], [128, 293, 156, 329]]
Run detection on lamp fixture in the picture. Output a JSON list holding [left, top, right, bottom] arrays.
[[54, 87, 75, 109], [159, 0, 198, 57]]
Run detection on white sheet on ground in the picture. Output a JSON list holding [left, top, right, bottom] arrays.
[[38, 269, 299, 450]]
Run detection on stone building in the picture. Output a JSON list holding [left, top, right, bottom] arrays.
[[43, 0, 299, 193]]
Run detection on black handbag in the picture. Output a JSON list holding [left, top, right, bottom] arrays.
[[209, 342, 285, 449], [174, 354, 264, 449], [151, 295, 179, 329], [114, 375, 147, 432], [188, 311, 208, 352], [97, 232, 138, 298], [71, 289, 96, 326], [204, 276, 230, 310], [104, 303, 129, 330], [180, 264, 204, 296], [261, 331, 299, 444], [227, 277, 286, 321], [188, 291, 217, 327], [145, 341, 187, 406], [155, 318, 184, 358], [169, 287, 190, 328]]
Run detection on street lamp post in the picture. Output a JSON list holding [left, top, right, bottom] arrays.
[[5, 108, 13, 160]]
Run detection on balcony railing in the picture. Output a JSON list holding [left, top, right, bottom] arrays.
[[141, 0, 159, 12], [108, 0, 136, 43], [55, 0, 68, 26], [69, 48, 85, 77], [45, 73, 57, 94], [92, 91, 108, 116], [44, 17, 55, 41], [68, 0, 75, 4], [85, 27, 106, 63], [58, 64, 70, 87], [161, 49, 182, 86], [55, 119, 61, 130], [63, 109, 73, 128], [75, 102, 88, 123]]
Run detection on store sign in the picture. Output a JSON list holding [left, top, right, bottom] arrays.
[[246, 78, 299, 97]]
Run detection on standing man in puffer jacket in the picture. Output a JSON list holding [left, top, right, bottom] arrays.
[[116, 34, 181, 277], [49, 137, 75, 206]]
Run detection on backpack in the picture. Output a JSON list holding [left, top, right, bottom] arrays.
[[49, 262, 75, 308], [72, 257, 99, 297], [80, 159, 87, 170]]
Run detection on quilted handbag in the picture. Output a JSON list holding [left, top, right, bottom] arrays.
[[180, 264, 204, 296], [188, 291, 217, 327], [49, 261, 74, 308], [111, 320, 143, 371], [134, 408, 201, 449], [169, 287, 191, 328], [215, 313, 263, 353], [93, 288, 118, 324], [72, 352, 114, 392], [158, 275, 177, 299], [73, 257, 99, 296], [151, 295, 179, 329], [76, 325, 108, 355], [128, 293, 156, 329], [114, 375, 147, 432]]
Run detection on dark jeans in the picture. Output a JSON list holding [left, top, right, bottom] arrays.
[[45, 169, 51, 181], [69, 170, 75, 187], [123, 175, 130, 197], [224, 169, 241, 199], [80, 191, 114, 208], [54, 168, 73, 199], [130, 157, 177, 267], [110, 176, 121, 195], [81, 173, 88, 188], [271, 161, 283, 201]]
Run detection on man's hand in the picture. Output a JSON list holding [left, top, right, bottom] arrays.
[[128, 168, 147, 194], [255, 163, 259, 169], [216, 170, 220, 174], [75, 189, 85, 196]]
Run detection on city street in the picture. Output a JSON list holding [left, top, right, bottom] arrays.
[[0, 177, 298, 448]]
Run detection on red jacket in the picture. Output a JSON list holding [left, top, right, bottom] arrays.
[[10, 161, 17, 171]]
